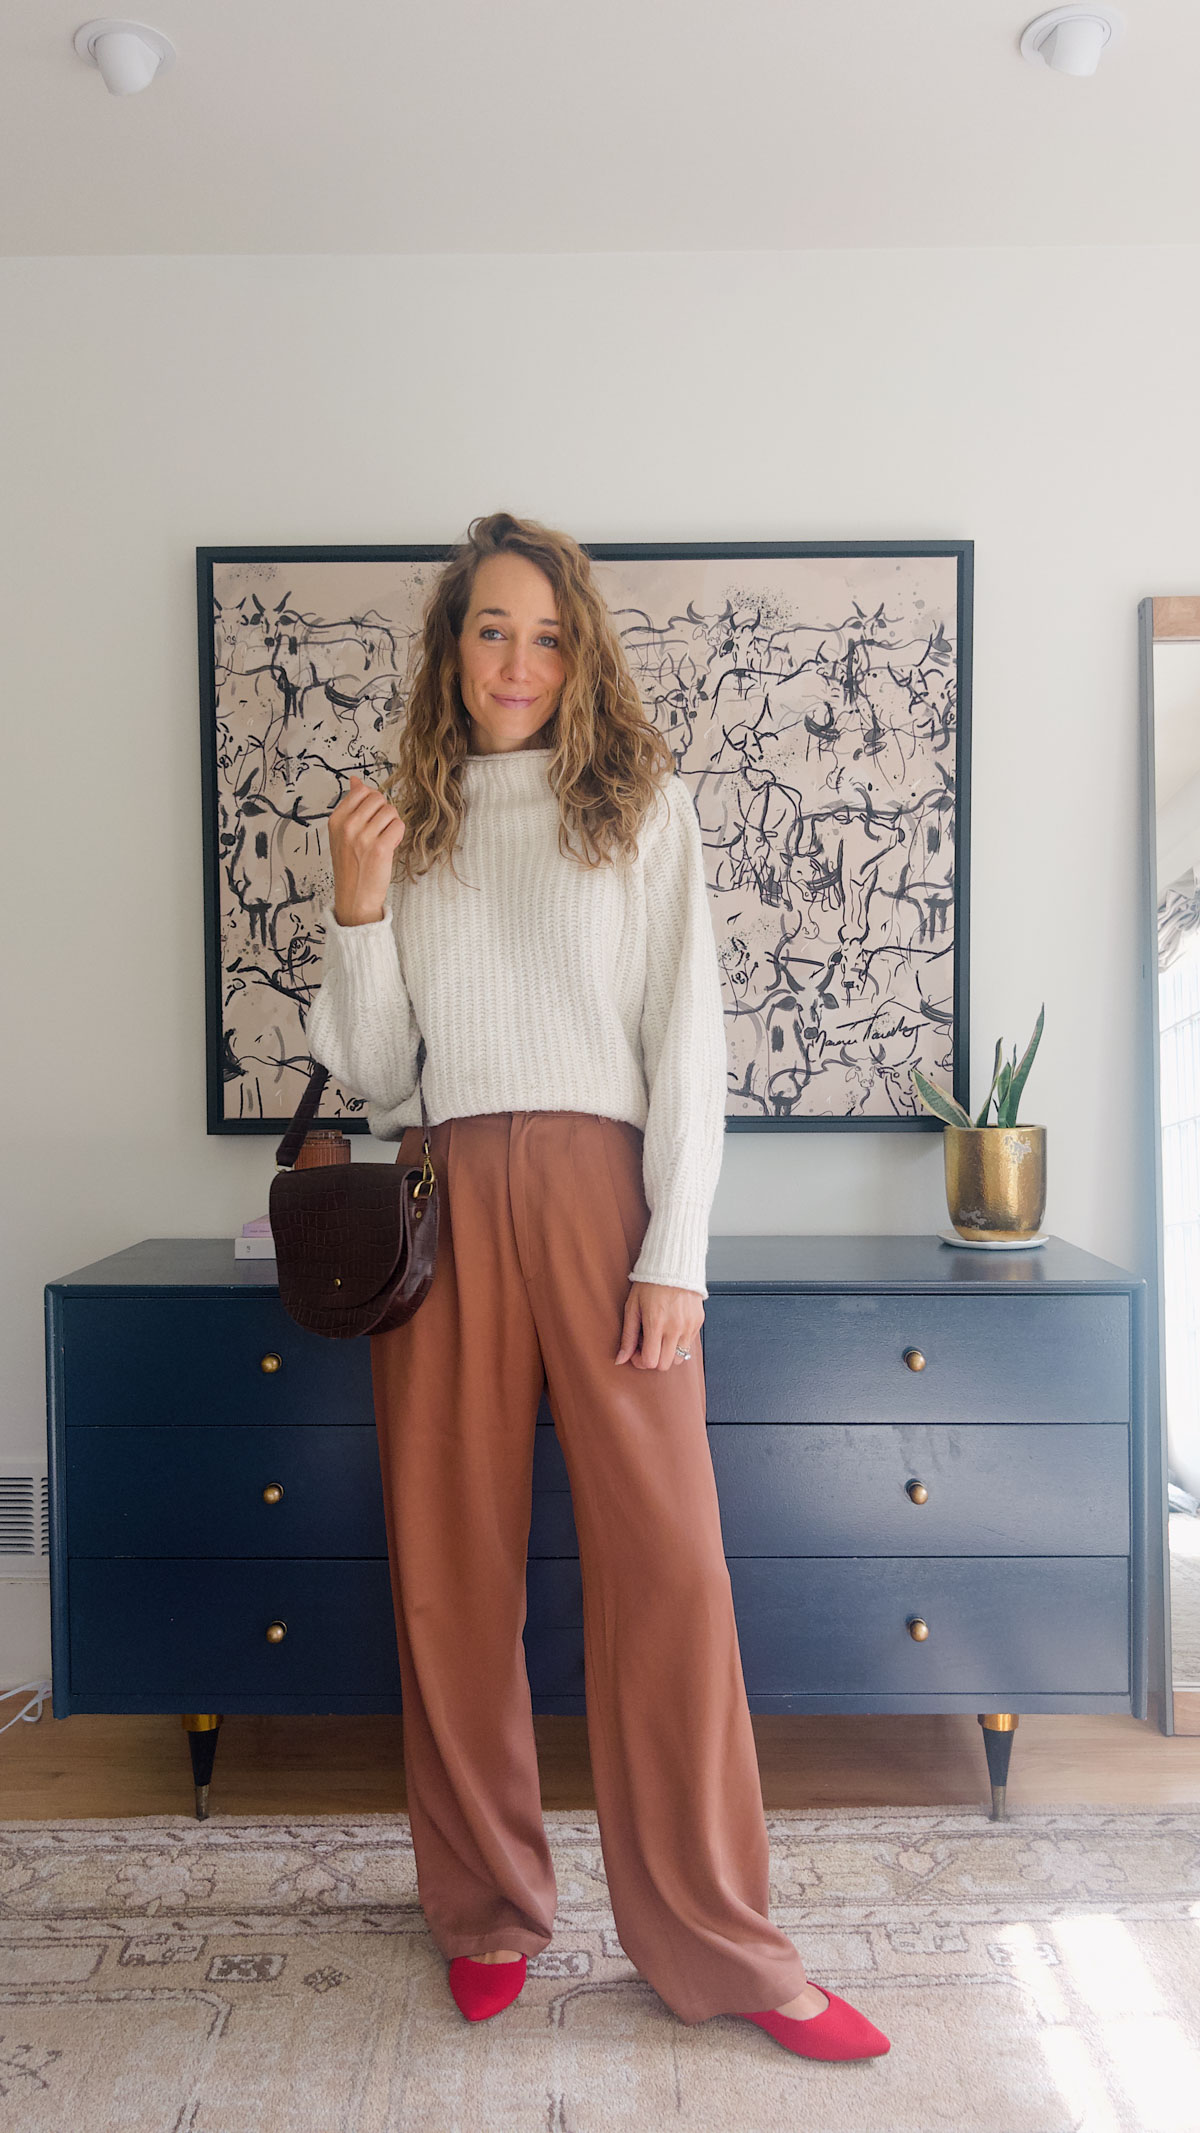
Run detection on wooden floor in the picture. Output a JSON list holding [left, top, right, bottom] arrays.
[[4, 1710, 1200, 1819]]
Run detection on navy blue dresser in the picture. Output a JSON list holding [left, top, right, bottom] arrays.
[[45, 1233, 1149, 1821]]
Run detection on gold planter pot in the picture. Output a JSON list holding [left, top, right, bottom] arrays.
[[943, 1124, 1046, 1242]]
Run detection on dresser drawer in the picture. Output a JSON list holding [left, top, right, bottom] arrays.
[[525, 1561, 588, 1697], [68, 1560, 402, 1697], [523, 1555, 1130, 1697], [59, 1295, 373, 1428], [65, 1426, 388, 1557], [529, 1494, 580, 1554], [703, 1292, 1130, 1425], [710, 1424, 1130, 1556], [523, 1624, 588, 1699], [730, 1557, 1129, 1696], [529, 1423, 576, 1553], [526, 1421, 1131, 1558]]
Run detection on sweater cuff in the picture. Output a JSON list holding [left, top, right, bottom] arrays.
[[320, 900, 396, 972], [628, 1203, 711, 1300], [315, 900, 402, 1006], [312, 901, 408, 1058]]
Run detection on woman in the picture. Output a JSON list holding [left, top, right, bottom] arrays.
[[306, 511, 889, 2062]]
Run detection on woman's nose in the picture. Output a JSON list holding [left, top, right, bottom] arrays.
[[501, 641, 533, 678]]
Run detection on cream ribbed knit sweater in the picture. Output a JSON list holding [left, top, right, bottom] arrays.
[[305, 748, 728, 1297]]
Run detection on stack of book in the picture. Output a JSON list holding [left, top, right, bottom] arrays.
[[234, 1213, 276, 1261]]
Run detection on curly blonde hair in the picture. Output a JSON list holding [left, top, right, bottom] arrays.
[[379, 511, 676, 884]]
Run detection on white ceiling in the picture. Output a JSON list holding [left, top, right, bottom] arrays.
[[3, 1, 1199, 256]]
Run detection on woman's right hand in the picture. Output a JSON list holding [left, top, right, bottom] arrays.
[[328, 772, 407, 926]]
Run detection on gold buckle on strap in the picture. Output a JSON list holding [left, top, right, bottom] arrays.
[[412, 1137, 436, 1199]]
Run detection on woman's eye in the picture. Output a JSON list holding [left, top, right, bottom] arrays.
[[479, 627, 559, 647]]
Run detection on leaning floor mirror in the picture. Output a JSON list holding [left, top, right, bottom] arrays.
[[1140, 595, 1200, 1735]]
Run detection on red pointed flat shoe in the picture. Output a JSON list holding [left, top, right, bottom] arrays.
[[739, 1984, 890, 2060], [448, 1952, 528, 2021]]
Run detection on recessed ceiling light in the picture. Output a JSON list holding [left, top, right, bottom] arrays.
[[73, 19, 177, 97], [1020, 7, 1126, 76]]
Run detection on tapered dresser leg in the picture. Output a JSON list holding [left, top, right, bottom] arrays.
[[181, 1713, 224, 1820], [977, 1713, 1019, 1820]]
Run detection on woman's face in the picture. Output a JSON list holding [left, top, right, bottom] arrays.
[[457, 552, 566, 754]]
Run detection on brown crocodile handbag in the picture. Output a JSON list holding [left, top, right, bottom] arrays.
[[268, 1058, 439, 1339]]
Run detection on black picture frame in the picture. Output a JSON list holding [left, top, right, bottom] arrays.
[[198, 539, 973, 1137]]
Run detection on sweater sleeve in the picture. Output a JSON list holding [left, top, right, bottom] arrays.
[[304, 892, 424, 1139], [627, 776, 728, 1299]]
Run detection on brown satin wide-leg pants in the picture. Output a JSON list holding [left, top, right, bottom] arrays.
[[368, 1109, 809, 2026]]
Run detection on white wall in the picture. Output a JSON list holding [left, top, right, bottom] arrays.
[[3, 245, 1196, 1682]]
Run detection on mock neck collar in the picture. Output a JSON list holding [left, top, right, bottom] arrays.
[[463, 748, 553, 764]]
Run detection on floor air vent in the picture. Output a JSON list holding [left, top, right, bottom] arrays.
[[0, 1462, 50, 1578]]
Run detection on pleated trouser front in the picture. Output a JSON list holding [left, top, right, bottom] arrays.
[[368, 1108, 810, 2025]]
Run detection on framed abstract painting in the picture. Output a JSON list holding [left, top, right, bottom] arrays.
[[197, 539, 972, 1135]]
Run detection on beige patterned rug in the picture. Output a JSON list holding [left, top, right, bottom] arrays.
[[2, 1806, 1199, 2133]]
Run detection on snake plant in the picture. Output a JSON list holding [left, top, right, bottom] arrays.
[[910, 1005, 1044, 1128]]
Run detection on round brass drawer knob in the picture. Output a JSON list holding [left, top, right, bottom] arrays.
[[261, 1483, 284, 1505], [260, 1353, 282, 1374], [903, 1347, 926, 1371], [906, 1480, 929, 1505], [265, 1620, 287, 1643], [907, 1616, 930, 1641]]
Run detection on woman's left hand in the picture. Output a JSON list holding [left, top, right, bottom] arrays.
[[616, 1281, 704, 1371]]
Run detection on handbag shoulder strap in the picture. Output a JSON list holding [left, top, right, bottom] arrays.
[[275, 1057, 429, 1169], [275, 1058, 331, 1169]]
